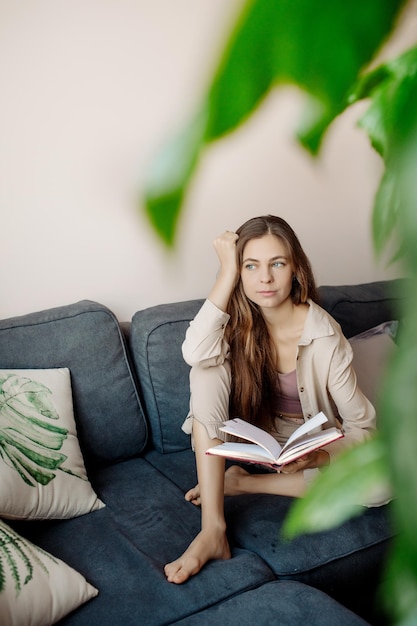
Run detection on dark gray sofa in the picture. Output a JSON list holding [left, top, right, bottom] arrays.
[[0, 280, 404, 625]]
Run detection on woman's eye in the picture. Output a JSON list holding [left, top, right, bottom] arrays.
[[245, 263, 256, 270], [272, 261, 284, 268]]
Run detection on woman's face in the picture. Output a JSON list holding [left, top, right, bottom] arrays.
[[240, 234, 294, 310]]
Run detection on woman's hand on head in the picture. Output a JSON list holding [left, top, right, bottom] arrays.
[[208, 231, 239, 311], [213, 231, 239, 279]]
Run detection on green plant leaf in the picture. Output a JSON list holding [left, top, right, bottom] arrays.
[[352, 47, 417, 154], [381, 534, 417, 625], [143, 108, 207, 247], [349, 45, 417, 258], [282, 435, 391, 539], [378, 291, 417, 623], [206, 0, 403, 150], [372, 169, 400, 256], [347, 64, 417, 621], [142, 0, 404, 244]]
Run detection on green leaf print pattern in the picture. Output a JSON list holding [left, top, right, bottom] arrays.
[[0, 373, 82, 486], [0, 522, 57, 594]]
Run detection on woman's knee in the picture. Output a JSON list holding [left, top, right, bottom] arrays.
[[189, 363, 231, 422]]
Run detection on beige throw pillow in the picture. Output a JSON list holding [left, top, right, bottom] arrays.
[[350, 322, 397, 406], [0, 518, 98, 626], [0, 368, 104, 519]]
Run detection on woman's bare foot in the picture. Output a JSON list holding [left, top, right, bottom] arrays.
[[185, 465, 250, 505], [223, 465, 250, 495], [164, 527, 231, 584], [185, 484, 201, 506]]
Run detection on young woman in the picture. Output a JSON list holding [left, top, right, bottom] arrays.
[[164, 215, 376, 584]]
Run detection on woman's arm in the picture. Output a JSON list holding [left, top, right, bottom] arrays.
[[182, 231, 239, 368], [182, 300, 230, 367], [208, 231, 239, 311], [325, 335, 376, 457]]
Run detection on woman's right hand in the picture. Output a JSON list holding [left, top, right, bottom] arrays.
[[208, 231, 239, 311], [213, 231, 239, 279]]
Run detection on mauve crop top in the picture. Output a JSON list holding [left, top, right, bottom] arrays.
[[275, 369, 302, 415]]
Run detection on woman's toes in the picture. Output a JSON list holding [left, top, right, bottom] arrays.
[[185, 485, 201, 505]]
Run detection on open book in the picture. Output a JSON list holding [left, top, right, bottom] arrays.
[[206, 412, 343, 468]]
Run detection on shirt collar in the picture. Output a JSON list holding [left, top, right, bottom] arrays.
[[299, 299, 335, 345]]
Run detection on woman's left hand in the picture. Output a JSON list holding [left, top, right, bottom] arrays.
[[279, 449, 330, 474]]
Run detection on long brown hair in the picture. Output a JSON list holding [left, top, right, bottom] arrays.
[[226, 215, 319, 429]]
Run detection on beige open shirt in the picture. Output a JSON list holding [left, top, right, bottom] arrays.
[[181, 298, 377, 461]]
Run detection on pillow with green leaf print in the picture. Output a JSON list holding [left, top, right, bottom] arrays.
[[0, 368, 104, 519], [0, 518, 98, 626]]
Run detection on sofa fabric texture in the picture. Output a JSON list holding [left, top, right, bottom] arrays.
[[0, 300, 147, 465], [0, 280, 402, 625]]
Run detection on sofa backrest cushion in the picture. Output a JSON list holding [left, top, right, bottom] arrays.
[[318, 279, 405, 338], [0, 300, 147, 465], [130, 300, 203, 453]]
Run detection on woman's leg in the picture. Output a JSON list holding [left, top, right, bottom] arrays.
[[220, 415, 316, 498], [224, 465, 307, 497], [164, 364, 232, 584], [164, 422, 231, 583], [187, 464, 308, 505], [185, 413, 314, 505]]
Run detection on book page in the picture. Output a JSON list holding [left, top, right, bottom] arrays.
[[220, 418, 282, 460], [277, 427, 342, 465], [207, 442, 275, 463], [283, 411, 328, 449]]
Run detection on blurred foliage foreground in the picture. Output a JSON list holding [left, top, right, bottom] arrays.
[[142, 1, 417, 622]]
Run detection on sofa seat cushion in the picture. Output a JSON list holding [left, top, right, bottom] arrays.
[[175, 580, 370, 625], [224, 492, 392, 574], [138, 448, 392, 621], [143, 448, 198, 493], [224, 492, 392, 620], [11, 457, 276, 626], [0, 300, 147, 466]]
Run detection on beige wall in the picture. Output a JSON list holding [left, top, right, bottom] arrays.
[[1, 1, 413, 321]]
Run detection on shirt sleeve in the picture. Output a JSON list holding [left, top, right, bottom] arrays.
[[182, 299, 231, 368], [325, 333, 376, 458]]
